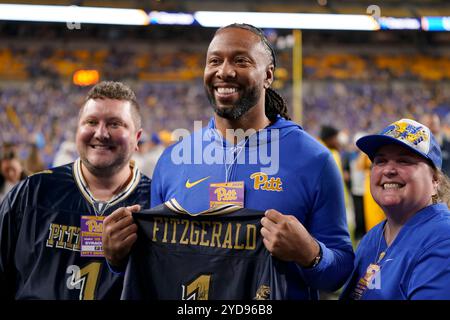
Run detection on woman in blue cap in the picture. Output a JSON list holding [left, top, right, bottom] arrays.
[[341, 118, 450, 300]]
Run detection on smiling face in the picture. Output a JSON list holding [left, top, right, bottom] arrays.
[[76, 98, 141, 177], [203, 27, 273, 120], [370, 144, 437, 218]]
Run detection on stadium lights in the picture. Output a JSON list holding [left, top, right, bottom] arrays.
[[0, 4, 149, 25], [194, 11, 380, 31], [421, 17, 450, 31], [73, 70, 100, 86], [378, 17, 421, 30], [149, 11, 195, 25], [0, 3, 449, 32]]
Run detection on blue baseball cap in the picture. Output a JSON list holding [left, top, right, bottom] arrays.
[[356, 118, 442, 169]]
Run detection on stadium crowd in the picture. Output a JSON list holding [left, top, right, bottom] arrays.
[[1, 31, 449, 244], [1, 79, 449, 171]]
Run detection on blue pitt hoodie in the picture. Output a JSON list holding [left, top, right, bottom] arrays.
[[151, 115, 354, 299]]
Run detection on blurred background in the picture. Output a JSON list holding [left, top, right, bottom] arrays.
[[0, 0, 449, 240]]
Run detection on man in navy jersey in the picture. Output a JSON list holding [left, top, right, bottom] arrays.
[[0, 81, 151, 299]]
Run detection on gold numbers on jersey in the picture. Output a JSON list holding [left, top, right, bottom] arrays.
[[182, 274, 212, 300], [66, 262, 102, 300]]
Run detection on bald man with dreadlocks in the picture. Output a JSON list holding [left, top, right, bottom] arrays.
[[105, 24, 354, 300]]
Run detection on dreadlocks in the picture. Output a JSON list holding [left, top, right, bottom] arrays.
[[216, 23, 291, 121], [265, 88, 291, 121]]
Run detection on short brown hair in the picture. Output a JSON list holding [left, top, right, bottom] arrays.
[[81, 81, 142, 129]]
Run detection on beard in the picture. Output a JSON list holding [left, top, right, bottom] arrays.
[[205, 85, 262, 120], [78, 147, 131, 178]]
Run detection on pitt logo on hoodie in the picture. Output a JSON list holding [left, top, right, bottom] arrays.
[[250, 172, 283, 192]]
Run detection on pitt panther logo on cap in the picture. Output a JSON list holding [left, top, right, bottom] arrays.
[[383, 119, 430, 153], [250, 172, 283, 192]]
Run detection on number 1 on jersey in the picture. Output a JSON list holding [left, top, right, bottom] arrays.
[[66, 262, 102, 300], [182, 274, 212, 300]]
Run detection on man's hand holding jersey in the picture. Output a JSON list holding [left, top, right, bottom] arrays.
[[261, 209, 321, 268], [102, 205, 141, 268]]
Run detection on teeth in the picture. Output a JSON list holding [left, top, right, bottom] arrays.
[[383, 183, 402, 190], [92, 145, 111, 149], [217, 87, 237, 94]]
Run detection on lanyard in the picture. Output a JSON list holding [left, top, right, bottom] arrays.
[[212, 127, 247, 182], [224, 141, 246, 182]]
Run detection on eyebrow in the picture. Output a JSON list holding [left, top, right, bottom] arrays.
[[207, 49, 252, 56], [82, 116, 124, 122]]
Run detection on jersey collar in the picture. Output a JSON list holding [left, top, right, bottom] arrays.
[[73, 158, 141, 215]]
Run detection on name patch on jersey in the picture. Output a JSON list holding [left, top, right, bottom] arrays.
[[46, 223, 81, 252], [250, 172, 283, 192], [150, 216, 257, 250]]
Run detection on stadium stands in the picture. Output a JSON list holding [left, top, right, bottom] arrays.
[[0, 21, 449, 170]]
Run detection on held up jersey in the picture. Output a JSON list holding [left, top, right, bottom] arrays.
[[121, 202, 288, 300], [0, 159, 151, 300]]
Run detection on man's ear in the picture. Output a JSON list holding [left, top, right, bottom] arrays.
[[135, 129, 143, 151], [264, 64, 274, 89]]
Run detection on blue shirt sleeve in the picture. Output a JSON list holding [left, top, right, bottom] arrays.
[[301, 153, 355, 292], [105, 259, 126, 276], [407, 238, 450, 299]]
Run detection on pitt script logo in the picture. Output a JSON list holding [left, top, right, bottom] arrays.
[[250, 172, 283, 192], [214, 187, 237, 201], [85, 219, 103, 233]]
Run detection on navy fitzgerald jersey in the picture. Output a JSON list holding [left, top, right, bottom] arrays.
[[121, 201, 288, 300], [0, 159, 151, 300]]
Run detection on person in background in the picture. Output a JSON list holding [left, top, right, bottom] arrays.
[[348, 132, 368, 241], [52, 138, 78, 167], [320, 125, 355, 242], [133, 132, 164, 178], [421, 113, 450, 176], [25, 143, 45, 174], [0, 151, 27, 201], [357, 151, 385, 232], [320, 125, 343, 173]]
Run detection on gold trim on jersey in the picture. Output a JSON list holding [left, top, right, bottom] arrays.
[[29, 169, 53, 177], [165, 198, 241, 216], [73, 158, 141, 215]]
